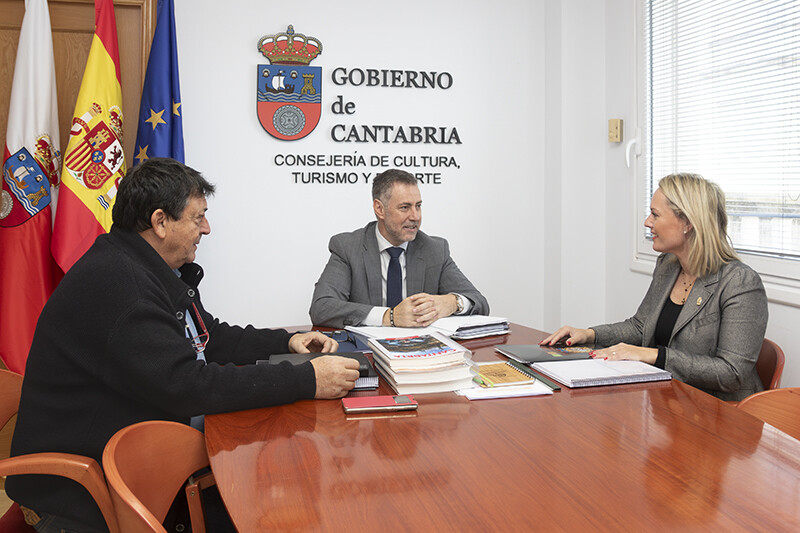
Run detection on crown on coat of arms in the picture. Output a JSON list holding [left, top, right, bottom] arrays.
[[257, 25, 322, 65]]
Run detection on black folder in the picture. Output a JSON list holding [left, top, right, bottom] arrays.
[[494, 344, 593, 364], [259, 352, 378, 390]]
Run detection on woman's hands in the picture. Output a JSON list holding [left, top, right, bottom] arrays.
[[540, 326, 596, 347]]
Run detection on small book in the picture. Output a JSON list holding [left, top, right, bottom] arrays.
[[378, 361, 473, 384], [495, 344, 593, 364], [373, 333, 456, 357], [371, 350, 468, 373], [259, 352, 379, 390], [375, 364, 475, 395], [368, 331, 469, 371], [473, 361, 537, 387], [530, 359, 671, 388]]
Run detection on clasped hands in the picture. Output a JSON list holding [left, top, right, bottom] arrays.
[[383, 292, 458, 328]]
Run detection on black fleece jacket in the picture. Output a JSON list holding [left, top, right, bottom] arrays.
[[8, 226, 315, 530]]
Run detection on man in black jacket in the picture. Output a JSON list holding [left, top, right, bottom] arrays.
[[7, 158, 359, 532]]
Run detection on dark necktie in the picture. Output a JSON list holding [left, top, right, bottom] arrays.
[[386, 247, 404, 308]]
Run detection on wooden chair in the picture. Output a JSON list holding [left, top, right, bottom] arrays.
[[102, 420, 213, 533], [756, 338, 785, 390], [738, 387, 800, 441], [0, 369, 119, 532]]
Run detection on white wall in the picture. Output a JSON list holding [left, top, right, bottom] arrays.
[[174, 0, 800, 386], [174, 0, 545, 329], [545, 0, 609, 330]]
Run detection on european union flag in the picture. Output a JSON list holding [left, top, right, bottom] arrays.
[[134, 0, 184, 165]]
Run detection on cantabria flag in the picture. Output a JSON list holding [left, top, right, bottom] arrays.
[[0, 0, 63, 374]]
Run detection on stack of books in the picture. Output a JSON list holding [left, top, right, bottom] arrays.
[[368, 331, 473, 394]]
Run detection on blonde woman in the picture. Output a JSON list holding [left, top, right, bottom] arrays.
[[542, 173, 768, 401]]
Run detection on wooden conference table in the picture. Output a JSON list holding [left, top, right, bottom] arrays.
[[205, 324, 800, 531]]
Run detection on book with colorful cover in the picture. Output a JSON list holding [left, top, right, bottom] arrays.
[[367, 331, 471, 394], [367, 331, 470, 370]]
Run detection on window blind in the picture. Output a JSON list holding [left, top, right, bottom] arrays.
[[645, 0, 800, 259]]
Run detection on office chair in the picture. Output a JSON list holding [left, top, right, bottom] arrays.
[[102, 420, 213, 533], [0, 369, 119, 532], [756, 338, 785, 391], [737, 387, 800, 441]]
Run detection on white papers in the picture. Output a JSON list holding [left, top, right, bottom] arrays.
[[429, 316, 510, 339], [456, 381, 553, 400], [345, 325, 435, 339], [345, 315, 509, 341]]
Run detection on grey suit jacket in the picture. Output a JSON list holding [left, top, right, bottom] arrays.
[[592, 254, 768, 401], [309, 221, 489, 328]]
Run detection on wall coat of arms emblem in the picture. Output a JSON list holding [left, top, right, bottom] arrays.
[[257, 25, 322, 141]]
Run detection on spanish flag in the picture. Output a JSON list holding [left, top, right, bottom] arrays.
[[52, 0, 124, 272], [0, 0, 62, 374]]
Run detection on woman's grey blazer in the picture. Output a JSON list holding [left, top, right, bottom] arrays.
[[592, 254, 768, 401]]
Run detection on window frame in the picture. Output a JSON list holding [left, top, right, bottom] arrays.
[[631, 0, 800, 308]]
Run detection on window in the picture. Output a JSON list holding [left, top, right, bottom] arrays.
[[641, 0, 800, 266]]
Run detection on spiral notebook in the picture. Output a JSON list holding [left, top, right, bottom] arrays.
[[459, 361, 554, 399], [530, 359, 671, 388], [473, 361, 537, 387]]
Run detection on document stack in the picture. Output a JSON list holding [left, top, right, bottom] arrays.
[[430, 315, 510, 340], [368, 331, 474, 394]]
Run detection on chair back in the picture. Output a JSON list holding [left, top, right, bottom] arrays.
[[102, 420, 210, 533], [0, 369, 23, 427], [738, 387, 800, 441], [756, 338, 785, 390], [0, 369, 120, 533]]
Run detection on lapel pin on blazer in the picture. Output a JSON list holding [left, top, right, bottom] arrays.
[[696, 297, 702, 306]]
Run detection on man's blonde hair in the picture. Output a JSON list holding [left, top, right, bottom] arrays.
[[658, 173, 738, 277]]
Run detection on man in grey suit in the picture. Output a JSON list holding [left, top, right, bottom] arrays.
[[310, 169, 489, 328]]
